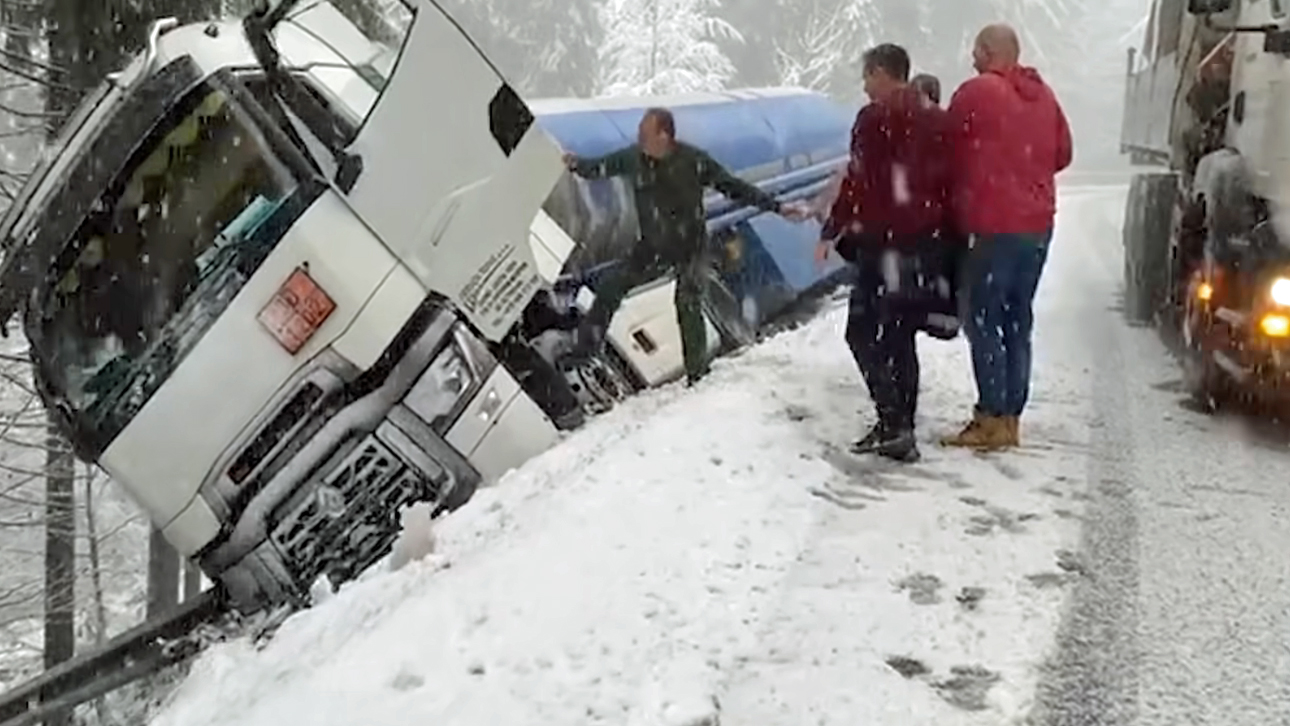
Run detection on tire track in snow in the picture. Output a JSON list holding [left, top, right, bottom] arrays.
[[1035, 184, 1290, 725], [1032, 185, 1143, 726]]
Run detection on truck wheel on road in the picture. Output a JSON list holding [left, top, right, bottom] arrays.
[[1123, 172, 1178, 324]]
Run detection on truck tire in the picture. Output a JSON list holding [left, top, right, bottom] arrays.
[[1122, 172, 1177, 324]]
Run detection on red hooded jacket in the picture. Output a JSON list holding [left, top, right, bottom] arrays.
[[823, 86, 952, 247], [947, 65, 1073, 235]]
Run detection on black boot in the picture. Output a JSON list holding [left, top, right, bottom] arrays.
[[875, 429, 920, 463], [850, 422, 891, 454]]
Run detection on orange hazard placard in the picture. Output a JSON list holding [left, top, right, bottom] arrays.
[[256, 267, 336, 354]]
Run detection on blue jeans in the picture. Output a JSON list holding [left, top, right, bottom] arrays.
[[964, 231, 1052, 417]]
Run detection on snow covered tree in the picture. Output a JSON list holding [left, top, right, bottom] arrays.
[[772, 0, 875, 95], [596, 0, 742, 96]]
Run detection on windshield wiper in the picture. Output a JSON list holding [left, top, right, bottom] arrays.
[[242, 0, 364, 192]]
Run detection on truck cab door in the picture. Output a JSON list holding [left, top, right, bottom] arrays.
[[340, 0, 565, 340], [1227, 0, 1285, 194]]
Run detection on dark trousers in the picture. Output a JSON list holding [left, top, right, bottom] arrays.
[[581, 250, 710, 382], [845, 248, 923, 432]]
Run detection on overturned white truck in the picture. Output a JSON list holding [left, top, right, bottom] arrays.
[[0, 0, 852, 612], [1122, 0, 1290, 408]]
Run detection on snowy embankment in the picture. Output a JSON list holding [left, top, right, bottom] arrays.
[[150, 186, 1121, 726]]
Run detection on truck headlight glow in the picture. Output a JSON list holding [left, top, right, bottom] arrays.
[[1271, 277, 1290, 306], [1260, 313, 1290, 337], [256, 267, 336, 354]]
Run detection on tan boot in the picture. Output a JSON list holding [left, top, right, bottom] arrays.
[[1002, 416, 1020, 447], [941, 416, 1011, 450]]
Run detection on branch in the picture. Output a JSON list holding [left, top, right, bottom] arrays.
[[0, 45, 65, 75], [0, 58, 71, 90]]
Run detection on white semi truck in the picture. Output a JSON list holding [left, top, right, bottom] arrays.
[[0, 0, 849, 613], [0, 0, 577, 611], [1122, 0, 1290, 408]]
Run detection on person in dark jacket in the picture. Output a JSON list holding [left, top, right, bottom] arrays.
[[818, 43, 955, 462], [562, 107, 806, 386]]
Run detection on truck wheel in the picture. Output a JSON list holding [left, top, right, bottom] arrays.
[[1123, 172, 1177, 324]]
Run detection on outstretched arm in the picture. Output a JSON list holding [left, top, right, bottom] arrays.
[[566, 147, 637, 180], [696, 151, 782, 214]]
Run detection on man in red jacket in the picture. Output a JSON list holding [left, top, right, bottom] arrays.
[[942, 23, 1073, 450], [818, 43, 954, 462]]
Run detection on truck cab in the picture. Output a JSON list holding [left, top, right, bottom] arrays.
[[0, 0, 568, 611], [1122, 0, 1290, 408]]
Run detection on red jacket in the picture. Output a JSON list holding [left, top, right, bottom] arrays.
[[948, 65, 1073, 235], [823, 86, 952, 245]]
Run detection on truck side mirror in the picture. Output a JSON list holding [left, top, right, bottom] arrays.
[[1188, 0, 1232, 13]]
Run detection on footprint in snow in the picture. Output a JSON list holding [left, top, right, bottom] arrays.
[[956, 586, 986, 610], [389, 669, 426, 691], [885, 655, 930, 678], [896, 573, 943, 605], [933, 665, 1002, 711]]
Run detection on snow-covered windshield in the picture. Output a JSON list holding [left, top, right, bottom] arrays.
[[29, 75, 320, 452]]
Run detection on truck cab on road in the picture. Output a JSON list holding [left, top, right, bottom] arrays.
[[1122, 0, 1290, 409]]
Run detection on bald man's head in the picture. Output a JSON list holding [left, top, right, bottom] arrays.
[[973, 23, 1021, 73]]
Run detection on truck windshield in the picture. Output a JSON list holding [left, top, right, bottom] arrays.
[[28, 74, 322, 456]]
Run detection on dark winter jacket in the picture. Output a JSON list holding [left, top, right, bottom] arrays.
[[570, 142, 782, 264], [947, 65, 1073, 235], [823, 85, 953, 259]]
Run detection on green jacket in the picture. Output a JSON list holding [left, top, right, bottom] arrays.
[[571, 142, 781, 264]]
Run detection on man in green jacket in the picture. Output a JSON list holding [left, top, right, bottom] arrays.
[[563, 107, 806, 386]]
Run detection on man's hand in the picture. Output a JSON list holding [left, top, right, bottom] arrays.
[[779, 201, 811, 221], [814, 239, 833, 268]]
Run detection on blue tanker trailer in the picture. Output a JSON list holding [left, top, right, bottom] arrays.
[[505, 88, 856, 416]]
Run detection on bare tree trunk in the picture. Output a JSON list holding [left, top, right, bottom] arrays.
[[42, 418, 76, 726], [81, 465, 110, 725], [81, 466, 108, 642], [146, 528, 180, 618]]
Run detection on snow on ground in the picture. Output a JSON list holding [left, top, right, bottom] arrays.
[[149, 186, 1122, 726]]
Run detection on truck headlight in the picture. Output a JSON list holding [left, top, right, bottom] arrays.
[[1271, 277, 1290, 306], [405, 340, 477, 432]]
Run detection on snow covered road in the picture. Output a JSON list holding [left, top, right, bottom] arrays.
[[148, 183, 1185, 725], [1032, 187, 1290, 725]]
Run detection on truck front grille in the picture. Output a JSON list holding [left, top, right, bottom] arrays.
[[269, 429, 449, 588]]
